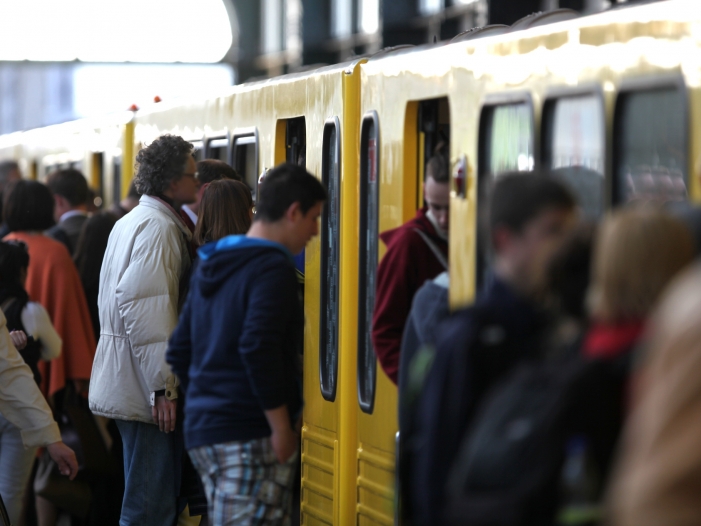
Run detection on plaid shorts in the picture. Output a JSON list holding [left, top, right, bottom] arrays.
[[189, 437, 298, 526]]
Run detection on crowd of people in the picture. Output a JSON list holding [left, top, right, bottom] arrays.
[[387, 153, 701, 526], [0, 143, 302, 526], [1, 131, 701, 526]]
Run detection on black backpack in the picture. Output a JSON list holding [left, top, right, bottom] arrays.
[[444, 348, 629, 526]]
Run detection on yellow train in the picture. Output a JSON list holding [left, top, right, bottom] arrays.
[[1, 1, 699, 523]]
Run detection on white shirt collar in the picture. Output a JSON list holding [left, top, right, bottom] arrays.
[[59, 209, 88, 223], [181, 204, 198, 225]]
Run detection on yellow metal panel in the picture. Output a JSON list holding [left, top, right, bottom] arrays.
[[275, 119, 287, 165], [121, 120, 135, 200], [337, 60, 364, 526]]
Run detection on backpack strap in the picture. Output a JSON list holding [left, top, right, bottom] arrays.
[[413, 228, 448, 270]]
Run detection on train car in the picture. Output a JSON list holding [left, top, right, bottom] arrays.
[[0, 112, 134, 208], [130, 61, 367, 525]]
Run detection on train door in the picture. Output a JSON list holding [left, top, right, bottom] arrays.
[[355, 111, 395, 526], [299, 117, 344, 526]]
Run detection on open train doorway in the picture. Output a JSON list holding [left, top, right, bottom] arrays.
[[286, 116, 306, 167], [405, 97, 451, 215]]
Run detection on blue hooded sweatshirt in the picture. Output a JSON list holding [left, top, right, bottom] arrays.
[[166, 235, 303, 450]]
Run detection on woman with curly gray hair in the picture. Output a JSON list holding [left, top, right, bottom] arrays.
[[89, 134, 201, 525]]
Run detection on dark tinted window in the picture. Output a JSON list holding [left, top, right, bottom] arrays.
[[615, 88, 686, 204], [205, 137, 229, 162], [320, 119, 341, 402], [233, 132, 259, 200], [357, 112, 379, 414], [544, 94, 605, 218]]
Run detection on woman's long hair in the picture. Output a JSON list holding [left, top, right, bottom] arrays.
[[74, 212, 117, 291], [194, 179, 253, 245], [588, 206, 695, 321]]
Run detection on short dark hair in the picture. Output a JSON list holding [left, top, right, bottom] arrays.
[[134, 135, 193, 196], [196, 160, 241, 185], [426, 142, 449, 184], [3, 180, 55, 232], [46, 169, 89, 206], [488, 172, 576, 233], [255, 163, 327, 223]]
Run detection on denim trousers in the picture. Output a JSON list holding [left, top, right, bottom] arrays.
[[116, 419, 178, 526], [0, 414, 37, 525]]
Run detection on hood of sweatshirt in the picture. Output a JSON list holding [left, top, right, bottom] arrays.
[[196, 235, 293, 297]]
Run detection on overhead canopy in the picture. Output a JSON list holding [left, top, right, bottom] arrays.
[[0, 0, 233, 62]]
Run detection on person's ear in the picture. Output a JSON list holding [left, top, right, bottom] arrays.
[[285, 201, 303, 222]]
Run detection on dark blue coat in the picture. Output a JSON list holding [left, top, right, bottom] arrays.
[[411, 277, 548, 525], [167, 235, 303, 450]]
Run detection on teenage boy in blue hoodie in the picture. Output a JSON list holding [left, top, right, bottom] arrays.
[[167, 163, 326, 525]]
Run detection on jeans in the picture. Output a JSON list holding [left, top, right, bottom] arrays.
[[116, 419, 178, 526], [0, 413, 38, 525]]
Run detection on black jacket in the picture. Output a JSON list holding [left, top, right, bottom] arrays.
[[411, 277, 548, 525]]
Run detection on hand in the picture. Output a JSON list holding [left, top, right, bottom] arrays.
[[46, 441, 79, 480], [151, 396, 177, 433], [270, 426, 298, 464], [9, 330, 27, 350]]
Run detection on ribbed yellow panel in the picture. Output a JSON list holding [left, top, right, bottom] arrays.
[[356, 445, 394, 525], [301, 427, 337, 525]]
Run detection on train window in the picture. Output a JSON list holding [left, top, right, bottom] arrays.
[[112, 157, 122, 206], [476, 101, 533, 288], [357, 112, 379, 414], [205, 137, 229, 162], [543, 94, 605, 218], [232, 131, 259, 200], [286, 117, 306, 167], [480, 102, 534, 176], [614, 87, 686, 204], [319, 118, 341, 402], [190, 141, 204, 162]]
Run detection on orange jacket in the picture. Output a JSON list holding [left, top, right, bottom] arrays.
[[5, 232, 95, 398]]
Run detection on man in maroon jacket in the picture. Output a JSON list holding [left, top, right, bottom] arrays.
[[372, 150, 450, 384]]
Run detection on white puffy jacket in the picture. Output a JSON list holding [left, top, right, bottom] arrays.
[[89, 195, 192, 423]]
